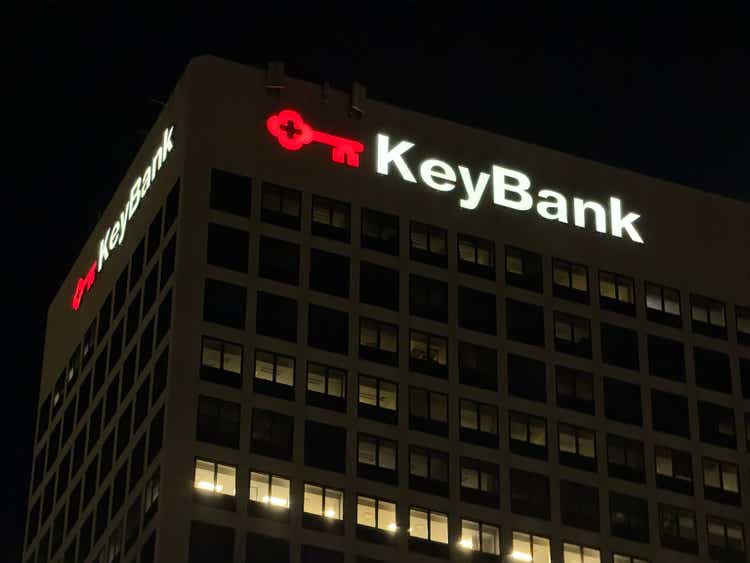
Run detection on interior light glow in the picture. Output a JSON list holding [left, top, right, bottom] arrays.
[[510, 552, 533, 562], [458, 538, 473, 549], [386, 522, 398, 532], [324, 509, 336, 518], [261, 495, 288, 507], [196, 481, 215, 491]]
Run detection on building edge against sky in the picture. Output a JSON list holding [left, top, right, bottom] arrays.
[[25, 55, 750, 563]]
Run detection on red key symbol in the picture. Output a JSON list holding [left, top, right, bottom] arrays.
[[266, 109, 365, 168]]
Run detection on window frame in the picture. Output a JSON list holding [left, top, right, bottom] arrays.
[[303, 482, 344, 522], [192, 458, 237, 509], [356, 495, 398, 534], [736, 305, 750, 345], [654, 446, 693, 496], [599, 270, 636, 315], [460, 398, 499, 448], [690, 294, 727, 339], [659, 504, 698, 554], [607, 434, 645, 483], [248, 469, 291, 510], [408, 329, 448, 378], [361, 208, 399, 255], [359, 317, 399, 365], [357, 432, 398, 484], [645, 281, 682, 327], [458, 232, 495, 279], [558, 422, 597, 472], [261, 182, 301, 230], [509, 410, 548, 460], [554, 311, 592, 358], [409, 386, 448, 436], [410, 221, 447, 267], [358, 375, 398, 424], [511, 531, 551, 562], [311, 195, 350, 242], [562, 542, 601, 563], [458, 518, 500, 555], [706, 516, 745, 559], [702, 456, 741, 505], [305, 361, 346, 412], [408, 446, 449, 497], [552, 257, 589, 303], [408, 506, 449, 546], [460, 457, 500, 508], [253, 349, 295, 399]]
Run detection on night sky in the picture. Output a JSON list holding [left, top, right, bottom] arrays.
[[9, 4, 749, 560]]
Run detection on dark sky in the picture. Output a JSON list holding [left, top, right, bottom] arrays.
[[9, 4, 749, 561]]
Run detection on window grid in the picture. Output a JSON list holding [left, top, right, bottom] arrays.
[[254, 349, 295, 386], [599, 270, 635, 304], [306, 362, 346, 398], [553, 258, 588, 292], [249, 470, 290, 508], [358, 375, 397, 411], [645, 282, 681, 316], [409, 507, 449, 543], [460, 399, 498, 434], [410, 221, 447, 256]]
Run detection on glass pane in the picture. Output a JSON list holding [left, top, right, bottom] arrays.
[[655, 448, 672, 476], [691, 303, 708, 323], [430, 231, 446, 254], [618, 279, 633, 303], [202, 340, 222, 369], [409, 508, 429, 539], [360, 322, 378, 347], [380, 327, 397, 353], [378, 501, 397, 532], [506, 254, 523, 274], [529, 420, 546, 446], [460, 519, 480, 551], [563, 543, 582, 563], [430, 512, 448, 543], [429, 337, 447, 365], [645, 284, 661, 311], [461, 467, 479, 489], [379, 441, 396, 470], [430, 393, 447, 422], [215, 464, 236, 496], [559, 426, 577, 453], [331, 207, 346, 228], [411, 227, 428, 250], [572, 265, 587, 291], [664, 288, 680, 315], [281, 193, 299, 217], [270, 476, 290, 507], [599, 273, 616, 298], [577, 378, 593, 401], [481, 524, 500, 555], [707, 520, 725, 547], [459, 241, 476, 263], [727, 524, 744, 550], [613, 557, 630, 563], [194, 459, 215, 491], [431, 455, 448, 481], [582, 547, 600, 563], [304, 484, 323, 515], [555, 319, 572, 341], [532, 536, 551, 563], [328, 372, 344, 398], [312, 201, 330, 225], [479, 406, 496, 434], [359, 377, 378, 405], [223, 344, 242, 374], [410, 450, 428, 477], [358, 437, 377, 465], [307, 365, 326, 394], [461, 401, 478, 429], [379, 382, 397, 410], [276, 356, 294, 386], [480, 471, 497, 493], [254, 351, 275, 381], [410, 389, 427, 418], [709, 302, 726, 327], [722, 465, 739, 492], [512, 531, 531, 558], [679, 513, 696, 539], [579, 432, 595, 458], [324, 488, 343, 519], [410, 332, 428, 359], [262, 189, 281, 212], [477, 247, 491, 267], [738, 309, 750, 334], [510, 418, 528, 441], [357, 496, 376, 527], [703, 459, 721, 488], [553, 262, 570, 287]]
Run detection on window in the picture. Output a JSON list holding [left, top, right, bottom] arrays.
[[305, 420, 346, 473], [460, 399, 498, 448], [505, 246, 542, 292], [610, 492, 649, 542], [258, 236, 300, 285], [359, 318, 398, 365], [737, 306, 750, 345], [741, 358, 750, 399], [607, 434, 645, 483], [746, 414, 750, 452], [461, 457, 500, 508], [458, 341, 497, 390], [311, 195, 350, 241], [409, 330, 447, 378], [358, 375, 398, 424], [599, 270, 635, 315], [559, 423, 596, 471], [511, 531, 551, 563], [459, 286, 497, 335], [651, 390, 690, 438], [410, 221, 447, 267], [358, 434, 397, 483], [306, 362, 346, 411], [645, 282, 681, 326], [245, 532, 289, 563], [655, 446, 693, 495], [210, 169, 251, 216], [707, 516, 745, 560], [361, 261, 399, 311], [409, 447, 448, 496], [146, 209, 163, 264], [562, 543, 601, 563], [254, 350, 295, 399], [200, 336, 242, 387], [601, 323, 639, 370], [193, 459, 236, 508], [409, 387, 448, 436], [556, 366, 594, 414], [561, 480, 600, 531], [203, 278, 246, 330], [256, 291, 297, 342], [510, 468, 550, 519], [553, 258, 588, 303], [613, 555, 648, 563], [308, 304, 349, 356], [703, 457, 740, 505], [659, 504, 697, 553], [409, 274, 448, 322], [251, 408, 294, 460], [507, 353, 546, 402], [458, 519, 500, 555], [261, 182, 301, 229], [356, 496, 397, 532], [509, 411, 547, 460], [409, 507, 448, 547], [554, 312, 592, 357], [647, 335, 685, 382], [604, 377, 642, 427], [249, 471, 290, 508], [698, 400, 736, 449], [206, 223, 249, 273], [694, 346, 731, 394], [506, 298, 544, 346], [361, 208, 399, 255], [458, 233, 495, 279], [195, 396, 240, 449], [309, 248, 350, 298], [188, 520, 234, 563], [304, 483, 343, 520], [691, 294, 727, 338]]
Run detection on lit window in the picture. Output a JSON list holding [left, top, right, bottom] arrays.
[[254, 350, 294, 386], [201, 337, 242, 374], [655, 447, 693, 485], [358, 375, 397, 410], [703, 457, 739, 494], [410, 221, 447, 260], [303, 483, 343, 519], [691, 294, 726, 327], [360, 318, 398, 353], [613, 555, 648, 563], [559, 423, 595, 459], [193, 459, 236, 496], [554, 312, 591, 345], [458, 234, 494, 269], [511, 531, 551, 563], [707, 516, 745, 556], [553, 258, 588, 292], [249, 471, 290, 508], [563, 542, 601, 563], [599, 271, 634, 304], [144, 471, 160, 514], [409, 507, 448, 543], [357, 496, 397, 531], [460, 399, 498, 434], [312, 195, 349, 238], [261, 182, 301, 226], [645, 282, 681, 316], [358, 434, 396, 470], [306, 362, 346, 398], [409, 330, 447, 367], [459, 519, 499, 554], [505, 247, 525, 274]]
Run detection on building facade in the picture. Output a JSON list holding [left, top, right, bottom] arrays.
[[24, 56, 750, 563]]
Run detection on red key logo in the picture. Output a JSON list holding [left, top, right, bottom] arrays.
[[72, 261, 97, 311], [266, 109, 364, 168]]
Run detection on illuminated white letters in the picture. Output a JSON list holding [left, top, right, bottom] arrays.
[[536, 189, 568, 223], [573, 198, 607, 234], [492, 165, 533, 211], [419, 159, 456, 191], [458, 166, 490, 210], [609, 197, 643, 243], [376, 134, 416, 182]]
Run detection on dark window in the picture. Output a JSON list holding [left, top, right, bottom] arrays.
[[651, 390, 690, 438], [147, 408, 164, 463], [655, 446, 693, 495], [156, 288, 173, 343], [253, 349, 295, 400], [111, 462, 128, 515], [76, 372, 92, 424], [308, 304, 348, 355], [302, 545, 344, 563], [146, 209, 163, 264], [164, 179, 180, 230], [124, 495, 141, 552], [68, 480, 82, 530], [144, 470, 160, 521], [62, 398, 76, 445], [83, 457, 98, 507], [196, 395, 240, 448], [698, 401, 736, 449], [357, 433, 397, 484], [56, 451, 70, 501], [82, 321, 96, 366], [561, 480, 600, 531], [506, 298, 543, 345], [97, 293, 112, 345], [645, 282, 682, 327], [361, 261, 399, 311], [200, 336, 242, 388], [361, 208, 399, 255], [133, 376, 150, 431], [458, 341, 497, 390], [203, 278, 246, 330], [129, 238, 145, 291], [109, 320, 124, 370], [610, 492, 650, 542], [311, 195, 350, 242], [409, 330, 447, 378], [741, 357, 750, 399], [461, 457, 500, 508], [703, 457, 741, 506], [707, 516, 745, 561], [409, 387, 448, 436], [458, 286, 497, 335], [552, 258, 589, 303], [359, 317, 397, 365], [691, 294, 727, 339], [42, 475, 55, 523], [72, 428, 86, 477], [142, 262, 158, 314], [458, 233, 495, 279], [508, 354, 547, 403], [113, 266, 129, 318], [305, 263, 350, 315], [129, 435, 146, 490], [358, 375, 398, 424], [410, 221, 447, 267], [104, 374, 120, 426], [509, 411, 547, 460], [601, 323, 639, 370], [125, 291, 141, 346], [261, 182, 301, 230], [36, 396, 51, 441], [607, 434, 645, 483], [116, 404, 133, 458], [210, 169, 251, 217], [32, 448, 46, 492], [505, 246, 542, 292], [737, 306, 750, 345], [256, 291, 297, 342], [659, 504, 697, 554], [188, 520, 234, 563], [459, 399, 498, 448], [553, 312, 592, 358], [647, 335, 685, 381], [258, 236, 299, 285], [599, 270, 636, 315], [409, 446, 448, 497], [251, 408, 293, 460], [79, 515, 93, 560], [246, 532, 289, 563], [206, 223, 249, 273], [558, 423, 597, 472], [305, 420, 346, 473], [140, 531, 156, 563], [94, 487, 110, 541], [604, 377, 642, 426], [306, 362, 346, 412], [694, 347, 731, 394], [510, 468, 549, 519], [409, 274, 448, 322]]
